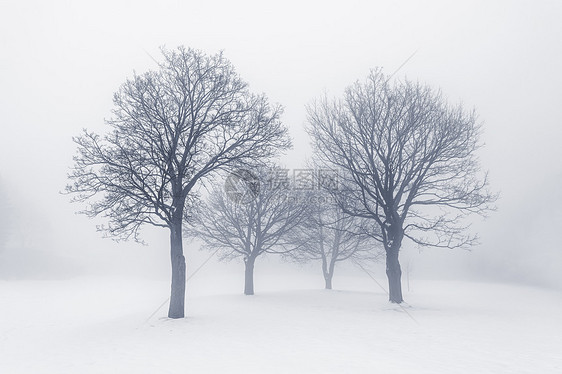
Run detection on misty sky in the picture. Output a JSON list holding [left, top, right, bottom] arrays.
[[0, 0, 561, 286]]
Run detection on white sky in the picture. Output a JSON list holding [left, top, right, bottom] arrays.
[[0, 0, 561, 285]]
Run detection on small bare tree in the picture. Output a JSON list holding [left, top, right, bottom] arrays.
[[187, 169, 308, 295], [66, 47, 290, 318], [290, 192, 382, 289], [307, 70, 496, 303]]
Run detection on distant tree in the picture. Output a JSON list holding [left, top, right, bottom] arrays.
[[187, 168, 308, 295], [307, 70, 496, 303], [66, 47, 290, 318], [290, 191, 382, 289]]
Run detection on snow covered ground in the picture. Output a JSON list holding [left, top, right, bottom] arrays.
[[1, 269, 561, 373]]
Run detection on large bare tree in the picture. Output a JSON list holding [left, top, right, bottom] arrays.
[[66, 47, 290, 318], [187, 168, 308, 295], [307, 70, 496, 303]]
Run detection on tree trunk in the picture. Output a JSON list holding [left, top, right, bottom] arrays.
[[321, 255, 332, 290], [168, 221, 186, 318], [323, 257, 336, 290], [244, 256, 256, 295], [386, 249, 403, 303], [324, 273, 333, 289]]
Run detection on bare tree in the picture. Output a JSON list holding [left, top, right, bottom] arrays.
[[290, 191, 382, 289], [187, 168, 308, 295], [307, 70, 496, 303], [66, 47, 290, 318]]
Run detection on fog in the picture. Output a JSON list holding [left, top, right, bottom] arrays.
[[0, 0, 561, 288]]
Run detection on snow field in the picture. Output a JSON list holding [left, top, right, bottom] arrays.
[[1, 271, 561, 373]]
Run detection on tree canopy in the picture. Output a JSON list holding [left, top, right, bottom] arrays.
[[307, 70, 496, 302], [67, 46, 291, 317]]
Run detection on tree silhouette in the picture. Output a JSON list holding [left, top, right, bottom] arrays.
[[66, 47, 290, 317], [307, 70, 496, 302]]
